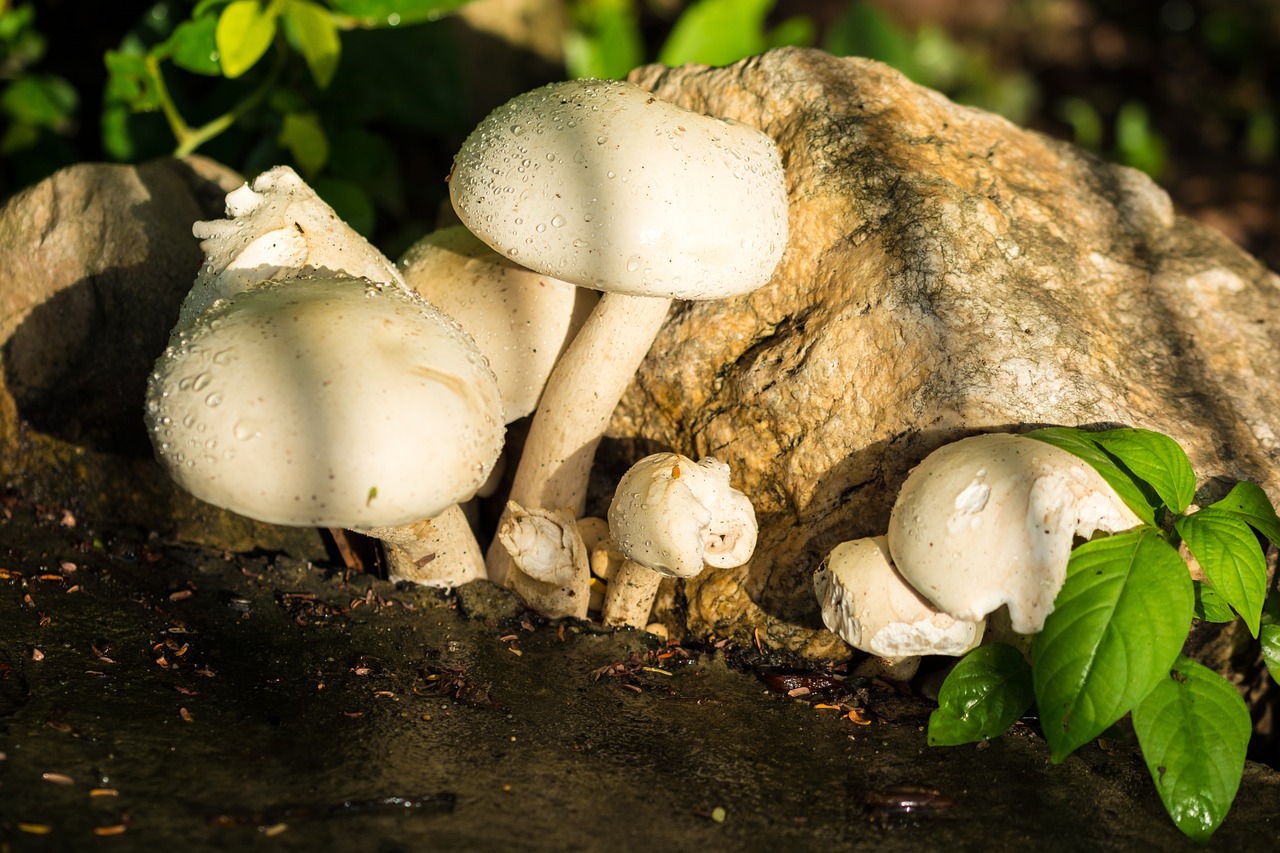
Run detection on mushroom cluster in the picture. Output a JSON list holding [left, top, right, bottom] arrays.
[[146, 78, 789, 628], [813, 432, 1141, 677]]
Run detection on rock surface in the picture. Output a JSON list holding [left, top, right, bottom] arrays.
[[0, 158, 325, 557], [604, 49, 1280, 657]]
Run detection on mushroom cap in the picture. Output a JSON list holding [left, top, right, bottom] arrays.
[[399, 225, 596, 422], [183, 166, 404, 329], [886, 433, 1142, 634], [146, 277, 504, 528], [607, 453, 757, 578], [813, 537, 984, 658], [449, 79, 788, 300]]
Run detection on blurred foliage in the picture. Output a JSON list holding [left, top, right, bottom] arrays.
[[1, 0, 1277, 256]]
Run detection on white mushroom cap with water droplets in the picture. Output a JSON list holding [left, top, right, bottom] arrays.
[[448, 79, 788, 301], [813, 537, 985, 658], [146, 277, 504, 528], [399, 225, 595, 422], [607, 453, 757, 578], [886, 433, 1142, 635]]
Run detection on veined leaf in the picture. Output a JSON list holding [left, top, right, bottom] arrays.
[[658, 0, 772, 67], [1132, 656, 1249, 841], [1260, 592, 1280, 684], [1089, 428, 1196, 514], [1193, 581, 1236, 623], [217, 0, 279, 78], [1025, 427, 1157, 525], [285, 0, 341, 88], [1209, 481, 1280, 547], [928, 644, 1033, 746], [160, 14, 222, 75], [1175, 508, 1266, 636], [1032, 529, 1193, 763]]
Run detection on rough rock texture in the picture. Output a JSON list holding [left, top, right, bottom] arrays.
[[0, 158, 325, 556], [604, 49, 1280, 657]]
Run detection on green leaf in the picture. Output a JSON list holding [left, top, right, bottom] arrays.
[[1193, 581, 1237, 623], [564, 0, 642, 80], [1131, 656, 1249, 841], [1209, 481, 1280, 547], [765, 15, 815, 50], [217, 0, 279, 78], [160, 15, 222, 75], [927, 644, 1033, 746], [658, 0, 772, 67], [1260, 592, 1280, 684], [328, 0, 472, 26], [1024, 427, 1157, 525], [104, 49, 161, 112], [1032, 529, 1193, 763], [822, 0, 919, 81], [284, 0, 341, 88], [1175, 508, 1267, 636], [278, 110, 330, 176], [0, 74, 77, 129], [1089, 428, 1196, 513]]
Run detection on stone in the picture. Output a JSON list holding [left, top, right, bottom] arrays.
[[598, 49, 1280, 657], [0, 157, 325, 557]]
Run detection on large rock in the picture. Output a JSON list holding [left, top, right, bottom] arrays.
[[603, 49, 1280, 657], [0, 158, 325, 557]]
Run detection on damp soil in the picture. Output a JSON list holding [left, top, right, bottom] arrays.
[[1, 494, 1278, 851]]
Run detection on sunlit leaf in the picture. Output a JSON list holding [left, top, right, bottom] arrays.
[[161, 14, 221, 75], [928, 644, 1033, 746], [1032, 529, 1193, 762], [216, 0, 278, 78], [1132, 656, 1249, 841], [1089, 428, 1196, 514], [823, 0, 918, 80], [328, 0, 472, 27], [285, 0, 341, 88], [564, 0, 642, 80], [1024, 427, 1157, 525], [1193, 581, 1236, 623], [1209, 481, 1280, 547], [0, 74, 76, 129], [658, 0, 772, 67], [278, 110, 329, 176], [1175, 508, 1266, 636], [765, 15, 815, 50]]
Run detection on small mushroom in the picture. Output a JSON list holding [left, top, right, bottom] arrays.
[[813, 537, 985, 680], [604, 453, 757, 628], [886, 432, 1142, 634], [449, 80, 788, 602], [495, 501, 590, 619]]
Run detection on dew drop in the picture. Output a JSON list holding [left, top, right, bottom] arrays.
[[551, 214, 566, 228], [205, 393, 222, 408]]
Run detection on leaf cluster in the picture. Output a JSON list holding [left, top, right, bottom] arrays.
[[927, 426, 1280, 841], [102, 0, 471, 239]]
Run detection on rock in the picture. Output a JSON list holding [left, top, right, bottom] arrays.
[[0, 157, 325, 557], [601, 49, 1280, 657]]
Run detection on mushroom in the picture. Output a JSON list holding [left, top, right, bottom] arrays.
[[494, 501, 590, 618], [148, 167, 505, 587], [398, 225, 597, 423], [813, 536, 985, 681], [604, 453, 757, 628], [448, 79, 788, 601], [886, 432, 1142, 635]]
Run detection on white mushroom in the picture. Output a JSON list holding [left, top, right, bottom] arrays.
[[886, 432, 1142, 634], [813, 536, 985, 679], [495, 501, 590, 619], [448, 79, 788, 602], [399, 225, 597, 422], [148, 168, 505, 587], [604, 453, 757, 628]]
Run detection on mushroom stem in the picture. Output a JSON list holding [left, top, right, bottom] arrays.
[[601, 560, 664, 628], [495, 501, 591, 619], [361, 505, 486, 588], [487, 291, 673, 585]]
